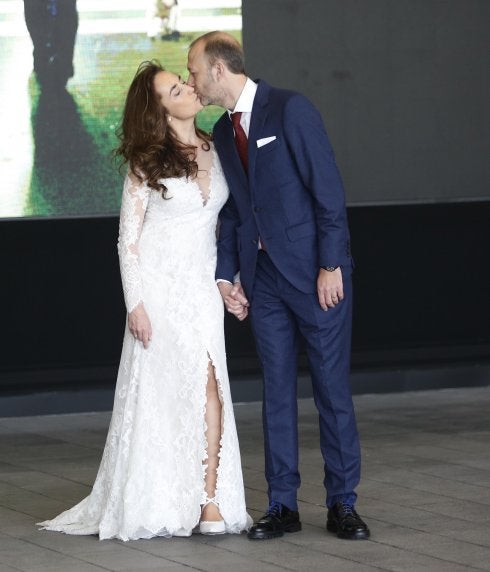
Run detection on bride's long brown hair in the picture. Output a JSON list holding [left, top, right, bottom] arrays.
[[114, 60, 210, 196]]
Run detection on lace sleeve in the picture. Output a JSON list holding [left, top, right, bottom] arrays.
[[117, 173, 150, 313]]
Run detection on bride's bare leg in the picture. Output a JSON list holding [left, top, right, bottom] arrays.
[[201, 360, 223, 522]]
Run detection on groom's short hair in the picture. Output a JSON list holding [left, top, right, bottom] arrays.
[[191, 31, 245, 75]]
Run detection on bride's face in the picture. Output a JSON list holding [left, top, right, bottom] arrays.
[[153, 71, 203, 121]]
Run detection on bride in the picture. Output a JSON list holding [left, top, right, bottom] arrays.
[[39, 61, 251, 541]]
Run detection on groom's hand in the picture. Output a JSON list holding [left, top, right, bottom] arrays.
[[218, 282, 250, 321], [230, 283, 249, 307], [317, 267, 344, 311]]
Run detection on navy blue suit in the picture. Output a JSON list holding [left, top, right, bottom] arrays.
[[214, 80, 361, 510]]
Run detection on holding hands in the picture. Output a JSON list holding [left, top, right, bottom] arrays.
[[218, 282, 249, 321]]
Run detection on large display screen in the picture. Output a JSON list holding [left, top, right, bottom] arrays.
[[0, 0, 242, 219]]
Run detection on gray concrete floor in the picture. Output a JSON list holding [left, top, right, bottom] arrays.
[[0, 386, 489, 572]]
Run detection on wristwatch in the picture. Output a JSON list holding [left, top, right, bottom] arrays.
[[320, 266, 339, 272]]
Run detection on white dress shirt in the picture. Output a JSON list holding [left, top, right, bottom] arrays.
[[228, 78, 257, 136]]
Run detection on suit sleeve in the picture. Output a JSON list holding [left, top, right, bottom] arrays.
[[283, 94, 350, 269], [216, 192, 240, 282]]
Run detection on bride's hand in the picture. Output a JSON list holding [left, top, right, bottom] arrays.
[[128, 303, 152, 348]]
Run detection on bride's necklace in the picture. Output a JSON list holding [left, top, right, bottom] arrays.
[[195, 142, 212, 175]]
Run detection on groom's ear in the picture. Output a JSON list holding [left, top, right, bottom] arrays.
[[213, 60, 226, 81]]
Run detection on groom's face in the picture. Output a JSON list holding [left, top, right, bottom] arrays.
[[187, 43, 219, 106]]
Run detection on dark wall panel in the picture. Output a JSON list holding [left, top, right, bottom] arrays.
[[2, 218, 125, 371], [1, 202, 489, 393]]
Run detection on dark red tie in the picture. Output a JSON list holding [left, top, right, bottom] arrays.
[[231, 112, 248, 171]]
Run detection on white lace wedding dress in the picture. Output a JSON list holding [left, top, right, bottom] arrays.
[[39, 148, 251, 541]]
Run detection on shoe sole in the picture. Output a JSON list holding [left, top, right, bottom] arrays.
[[327, 522, 370, 540], [248, 522, 302, 540], [199, 525, 226, 535]]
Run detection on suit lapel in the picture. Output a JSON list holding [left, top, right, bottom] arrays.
[[248, 80, 270, 185], [214, 81, 272, 197], [214, 114, 248, 191]]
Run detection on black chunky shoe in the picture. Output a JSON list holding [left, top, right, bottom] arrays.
[[247, 502, 302, 540], [326, 502, 370, 540]]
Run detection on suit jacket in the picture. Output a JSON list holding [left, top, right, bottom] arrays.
[[213, 79, 353, 300]]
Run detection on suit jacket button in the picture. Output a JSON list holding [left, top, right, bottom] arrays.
[[254, 207, 261, 213], [251, 239, 258, 245]]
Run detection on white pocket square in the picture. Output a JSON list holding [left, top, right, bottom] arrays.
[[257, 136, 277, 148]]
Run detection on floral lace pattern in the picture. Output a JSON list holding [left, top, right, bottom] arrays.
[[39, 149, 251, 540]]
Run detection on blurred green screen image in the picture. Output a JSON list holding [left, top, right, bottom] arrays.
[[0, 0, 242, 219]]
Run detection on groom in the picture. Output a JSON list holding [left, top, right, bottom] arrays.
[[187, 32, 370, 541]]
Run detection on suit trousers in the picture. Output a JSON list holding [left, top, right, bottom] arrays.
[[250, 251, 361, 510]]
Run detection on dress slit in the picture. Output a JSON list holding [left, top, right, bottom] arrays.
[[201, 351, 225, 505]]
